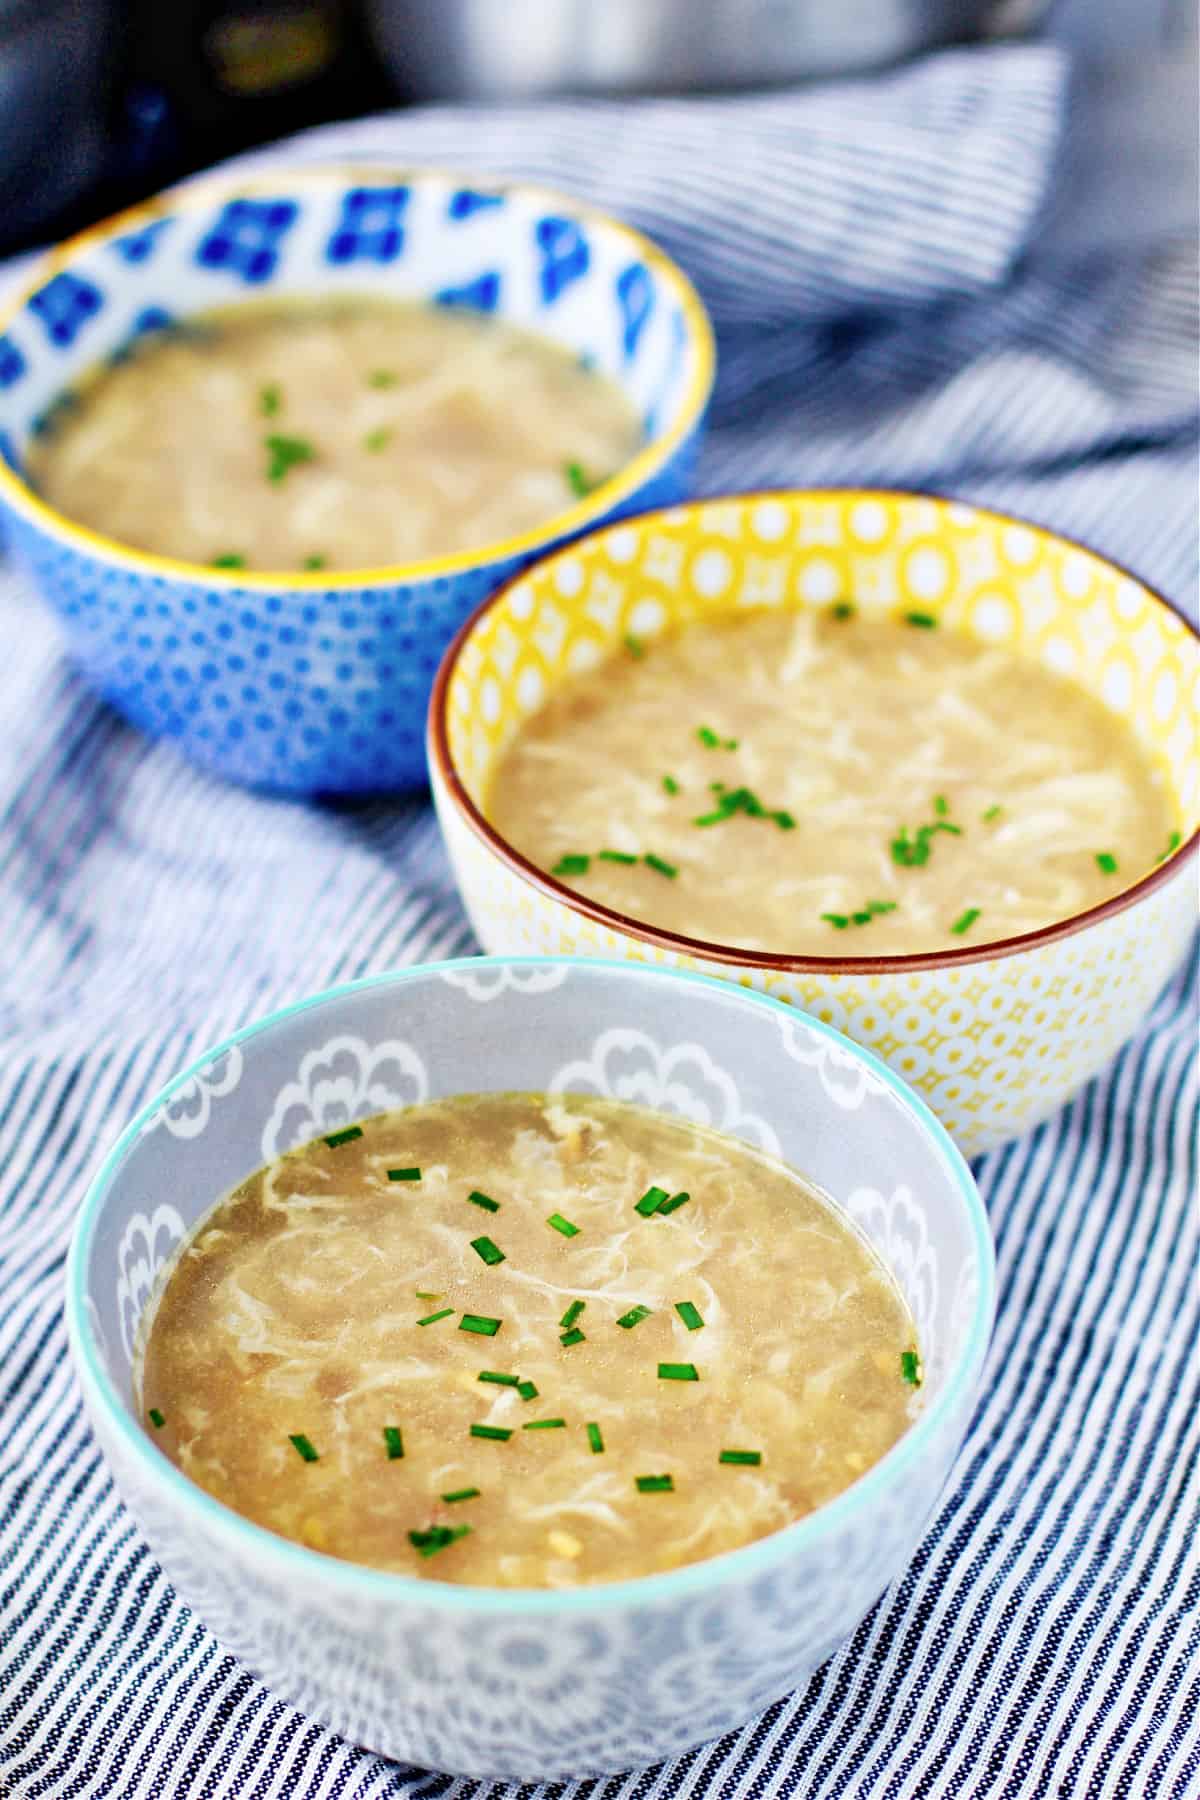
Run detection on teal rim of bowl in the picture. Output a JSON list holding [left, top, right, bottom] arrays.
[[66, 954, 996, 1615]]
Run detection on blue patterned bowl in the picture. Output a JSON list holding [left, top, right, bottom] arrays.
[[66, 956, 994, 1779], [0, 168, 713, 792]]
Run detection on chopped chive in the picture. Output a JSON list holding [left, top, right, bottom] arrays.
[[363, 426, 392, 453], [644, 853, 678, 878], [675, 1301, 704, 1331], [460, 1313, 502, 1337], [441, 1487, 479, 1503], [901, 1349, 923, 1387], [697, 726, 721, 747], [388, 1166, 421, 1182], [624, 632, 645, 659], [982, 803, 1003, 822], [470, 1235, 506, 1267], [523, 1418, 566, 1430], [773, 809, 796, 830], [831, 600, 855, 620], [662, 774, 679, 795], [658, 1362, 699, 1382], [415, 1291, 442, 1301], [383, 1426, 404, 1460], [565, 460, 592, 498], [478, 1370, 520, 1387], [323, 1125, 362, 1148], [265, 432, 314, 483], [658, 1191, 691, 1216], [617, 1304, 653, 1330], [552, 853, 591, 877], [851, 911, 873, 926], [1157, 830, 1182, 861], [409, 1523, 470, 1557], [417, 1307, 454, 1327], [559, 1327, 586, 1347], [950, 907, 981, 936], [212, 552, 246, 569], [868, 899, 898, 915], [904, 610, 937, 629], [586, 1421, 605, 1454], [719, 1449, 762, 1466], [148, 1408, 165, 1429], [547, 1212, 580, 1238], [288, 1433, 319, 1462], [368, 369, 397, 388], [302, 553, 326, 570], [560, 1299, 586, 1331], [1095, 851, 1119, 874], [636, 1474, 674, 1494], [933, 794, 949, 816], [468, 1189, 499, 1213], [822, 913, 850, 929], [598, 849, 638, 864], [470, 1423, 512, 1441], [635, 1185, 669, 1217], [891, 819, 963, 867], [517, 1380, 539, 1401], [259, 383, 282, 417]]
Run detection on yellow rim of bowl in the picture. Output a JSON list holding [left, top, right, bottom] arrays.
[[0, 163, 716, 590], [429, 487, 1200, 976]]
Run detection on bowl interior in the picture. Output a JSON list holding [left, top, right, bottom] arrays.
[[441, 491, 1200, 874], [74, 958, 990, 1502], [0, 167, 709, 494]]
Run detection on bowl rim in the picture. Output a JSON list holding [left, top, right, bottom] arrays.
[[66, 953, 995, 1615], [428, 487, 1199, 976], [0, 162, 716, 591]]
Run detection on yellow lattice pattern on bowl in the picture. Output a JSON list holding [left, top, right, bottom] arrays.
[[435, 491, 1199, 1154]]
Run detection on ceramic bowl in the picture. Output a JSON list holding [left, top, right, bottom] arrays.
[[0, 166, 713, 792], [429, 491, 1199, 1156], [67, 955, 993, 1779]]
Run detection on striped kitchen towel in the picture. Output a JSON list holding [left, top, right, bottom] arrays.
[[2, 41, 1198, 1800]]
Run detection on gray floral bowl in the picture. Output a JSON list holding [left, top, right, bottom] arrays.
[[65, 956, 994, 1779]]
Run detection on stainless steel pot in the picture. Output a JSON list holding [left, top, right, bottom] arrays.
[[366, 0, 1040, 100]]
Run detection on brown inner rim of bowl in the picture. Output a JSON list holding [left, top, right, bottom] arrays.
[[429, 488, 1200, 977]]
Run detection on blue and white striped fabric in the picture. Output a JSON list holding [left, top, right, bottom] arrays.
[[2, 43, 1198, 1800]]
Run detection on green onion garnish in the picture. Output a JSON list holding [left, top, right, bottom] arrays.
[[982, 804, 1003, 822], [904, 610, 937, 628], [323, 1125, 362, 1148], [901, 1349, 923, 1387], [586, 1422, 605, 1454], [560, 1327, 586, 1347], [719, 1449, 762, 1466], [950, 908, 981, 936], [643, 853, 678, 878], [560, 1299, 586, 1331], [617, 1304, 652, 1330], [547, 1212, 580, 1237], [662, 774, 679, 795], [565, 460, 592, 498], [383, 1426, 404, 1460], [693, 785, 792, 831], [468, 1190, 499, 1213], [259, 383, 282, 417], [658, 1362, 699, 1382], [598, 849, 638, 864], [363, 427, 392, 453], [697, 725, 738, 749], [635, 1185, 669, 1217], [478, 1370, 520, 1387], [831, 601, 855, 620], [523, 1418, 566, 1430], [388, 1167, 421, 1182], [265, 432, 314, 483], [288, 1433, 319, 1462], [212, 552, 246, 569], [517, 1380, 539, 1401], [470, 1423, 511, 1441], [658, 1191, 691, 1216], [1157, 830, 1183, 862], [409, 1524, 470, 1558], [460, 1314, 502, 1337], [1095, 851, 1118, 874], [442, 1487, 479, 1503], [302, 554, 326, 570], [552, 853, 591, 877], [368, 369, 397, 388], [675, 1301, 704, 1331], [624, 632, 646, 659], [470, 1235, 506, 1267], [933, 794, 949, 816], [822, 913, 850, 930], [148, 1408, 165, 1429], [636, 1474, 674, 1494], [415, 1291, 442, 1300], [890, 820, 963, 867], [417, 1307, 454, 1327]]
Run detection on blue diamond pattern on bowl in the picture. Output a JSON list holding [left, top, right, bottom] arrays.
[[535, 216, 590, 304], [195, 199, 299, 284], [325, 185, 410, 265], [29, 273, 104, 348]]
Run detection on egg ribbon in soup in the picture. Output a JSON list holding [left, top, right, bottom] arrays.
[[138, 1094, 921, 1587]]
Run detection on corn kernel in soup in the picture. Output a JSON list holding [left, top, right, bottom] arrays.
[[138, 1094, 921, 1587], [26, 300, 642, 571], [486, 609, 1177, 956]]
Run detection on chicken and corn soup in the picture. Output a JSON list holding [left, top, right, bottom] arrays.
[[27, 300, 641, 572], [487, 609, 1178, 956], [138, 1093, 920, 1587]]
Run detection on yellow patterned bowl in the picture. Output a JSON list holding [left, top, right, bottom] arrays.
[[428, 491, 1199, 1155]]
